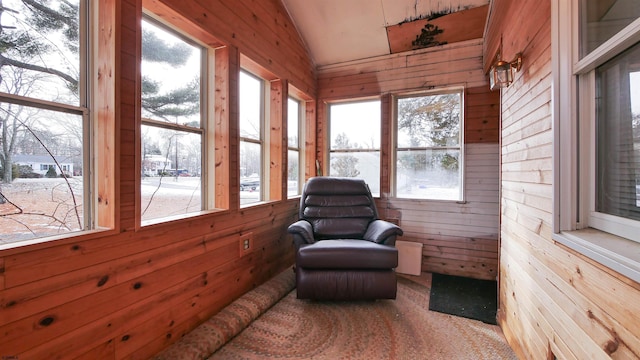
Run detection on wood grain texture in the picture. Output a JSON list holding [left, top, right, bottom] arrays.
[[386, 5, 489, 54], [379, 143, 500, 280], [214, 46, 231, 210], [486, 0, 640, 359], [0, 0, 310, 358], [269, 80, 285, 201]]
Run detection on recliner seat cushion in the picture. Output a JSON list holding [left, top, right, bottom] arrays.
[[297, 239, 398, 269]]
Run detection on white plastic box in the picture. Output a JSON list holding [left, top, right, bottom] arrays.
[[395, 240, 423, 276]]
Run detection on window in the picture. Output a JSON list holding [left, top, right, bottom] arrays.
[[328, 100, 381, 196], [394, 90, 464, 201], [595, 43, 640, 223], [288, 97, 303, 197], [239, 70, 266, 205], [579, 0, 640, 58], [553, 0, 640, 281], [0, 0, 113, 245], [140, 17, 205, 223], [573, 1, 640, 241]]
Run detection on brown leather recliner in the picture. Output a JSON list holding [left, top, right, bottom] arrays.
[[288, 177, 403, 300]]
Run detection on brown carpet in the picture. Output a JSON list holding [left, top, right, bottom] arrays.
[[153, 268, 297, 360], [209, 274, 516, 360]]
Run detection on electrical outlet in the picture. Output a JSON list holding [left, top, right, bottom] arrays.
[[239, 232, 253, 257]]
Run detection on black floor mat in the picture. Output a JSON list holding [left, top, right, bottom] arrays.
[[428, 273, 498, 325]]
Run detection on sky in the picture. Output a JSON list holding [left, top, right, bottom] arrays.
[[631, 71, 640, 116], [329, 100, 381, 149]]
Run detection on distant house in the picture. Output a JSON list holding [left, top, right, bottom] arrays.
[[142, 154, 173, 176], [12, 154, 75, 177]]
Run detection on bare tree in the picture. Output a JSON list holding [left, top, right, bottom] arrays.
[[331, 133, 360, 177]]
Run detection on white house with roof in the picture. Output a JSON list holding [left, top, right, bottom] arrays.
[[12, 154, 75, 177], [142, 154, 173, 176]]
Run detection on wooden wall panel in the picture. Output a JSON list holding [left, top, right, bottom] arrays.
[[465, 86, 500, 143], [269, 80, 285, 201], [380, 143, 500, 280], [318, 39, 500, 280], [386, 5, 489, 54], [486, 0, 640, 359], [120, 0, 140, 232], [214, 46, 231, 210], [0, 0, 313, 358], [304, 100, 317, 181], [318, 39, 489, 101], [155, 0, 316, 97]]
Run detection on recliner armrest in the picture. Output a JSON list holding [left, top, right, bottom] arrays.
[[363, 220, 403, 245], [287, 220, 315, 247]]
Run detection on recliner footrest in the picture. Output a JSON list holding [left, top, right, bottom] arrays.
[[296, 268, 397, 300], [297, 239, 398, 269]]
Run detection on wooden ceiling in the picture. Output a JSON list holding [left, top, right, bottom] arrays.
[[280, 0, 490, 66]]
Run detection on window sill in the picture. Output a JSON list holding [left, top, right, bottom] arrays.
[[140, 208, 227, 228], [0, 228, 116, 254], [240, 199, 280, 209], [389, 196, 467, 204], [553, 228, 640, 284]]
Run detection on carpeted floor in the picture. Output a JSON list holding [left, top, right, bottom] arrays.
[[209, 273, 516, 360]]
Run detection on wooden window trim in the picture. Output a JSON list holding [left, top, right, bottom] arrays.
[[287, 88, 314, 197], [96, 0, 117, 230], [137, 2, 230, 225], [288, 83, 315, 184], [239, 58, 285, 205]]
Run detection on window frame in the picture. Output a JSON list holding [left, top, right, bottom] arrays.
[[553, 0, 640, 282], [238, 69, 268, 206], [287, 95, 304, 197], [139, 13, 210, 225], [391, 88, 465, 202], [327, 98, 382, 196], [0, 0, 118, 248]]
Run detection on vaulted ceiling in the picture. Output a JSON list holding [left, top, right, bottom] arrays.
[[280, 0, 490, 67]]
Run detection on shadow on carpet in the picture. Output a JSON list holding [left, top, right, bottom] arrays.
[[428, 273, 498, 325]]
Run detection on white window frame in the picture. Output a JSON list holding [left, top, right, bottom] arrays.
[[287, 96, 304, 198], [239, 69, 270, 206], [0, 0, 114, 247], [552, 0, 640, 282], [139, 13, 211, 225], [327, 98, 382, 197], [391, 88, 465, 202]]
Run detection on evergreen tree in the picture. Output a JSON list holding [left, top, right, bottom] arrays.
[[0, 1, 201, 184], [45, 166, 57, 178]]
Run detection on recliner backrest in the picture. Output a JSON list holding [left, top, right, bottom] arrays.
[[299, 177, 379, 240]]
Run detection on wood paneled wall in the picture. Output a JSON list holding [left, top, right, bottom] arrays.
[[486, 0, 640, 358], [318, 39, 501, 280], [0, 0, 314, 358]]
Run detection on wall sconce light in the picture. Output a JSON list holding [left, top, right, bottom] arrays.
[[489, 52, 523, 90]]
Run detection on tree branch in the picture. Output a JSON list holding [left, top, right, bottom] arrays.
[[0, 54, 78, 87], [14, 118, 82, 228]]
